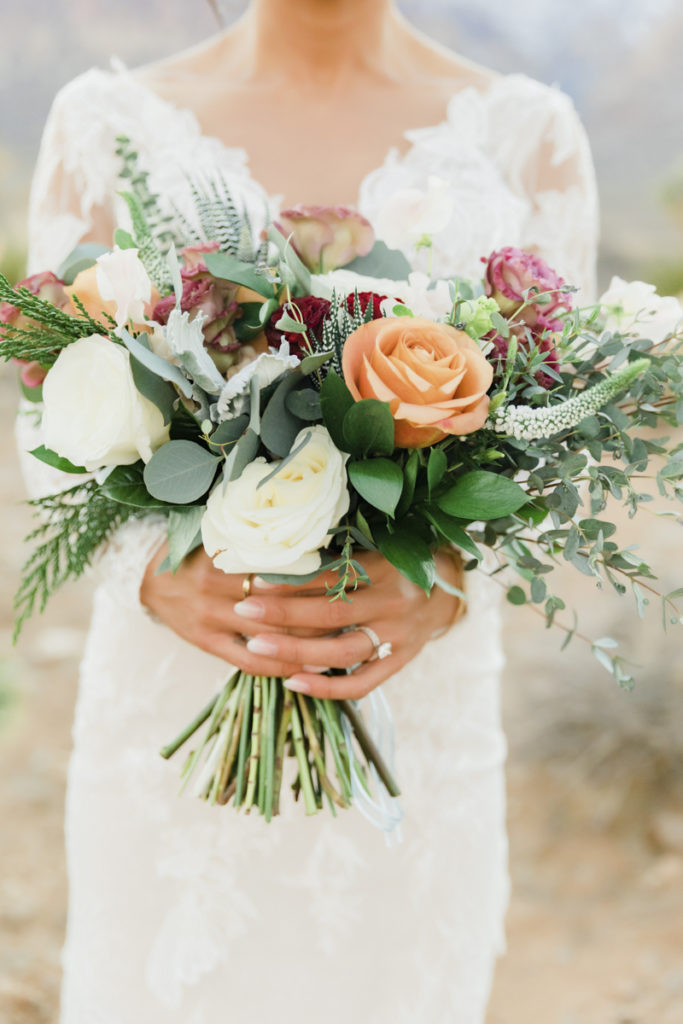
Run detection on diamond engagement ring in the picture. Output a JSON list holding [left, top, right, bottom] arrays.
[[357, 625, 393, 662]]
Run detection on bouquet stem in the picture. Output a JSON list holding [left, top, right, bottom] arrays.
[[161, 671, 401, 819]]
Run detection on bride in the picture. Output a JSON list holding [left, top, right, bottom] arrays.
[[19, 0, 598, 1020]]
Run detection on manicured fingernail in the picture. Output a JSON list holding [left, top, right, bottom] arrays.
[[252, 576, 279, 590], [284, 676, 311, 694], [234, 599, 265, 619], [246, 636, 278, 656], [303, 665, 328, 673]]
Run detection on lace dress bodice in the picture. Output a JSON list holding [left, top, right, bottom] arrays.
[[19, 59, 599, 1024]]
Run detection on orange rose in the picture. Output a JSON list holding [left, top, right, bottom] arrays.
[[342, 316, 493, 448]]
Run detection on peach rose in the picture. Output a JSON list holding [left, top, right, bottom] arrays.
[[341, 316, 493, 448], [65, 265, 158, 332]]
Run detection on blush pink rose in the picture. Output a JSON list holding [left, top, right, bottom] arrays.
[[274, 205, 374, 272], [483, 246, 572, 331], [1, 271, 70, 388]]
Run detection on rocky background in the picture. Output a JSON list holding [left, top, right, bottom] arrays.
[[1, 2, 682, 1021]]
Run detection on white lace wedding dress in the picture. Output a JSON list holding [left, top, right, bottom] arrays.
[[18, 61, 598, 1024]]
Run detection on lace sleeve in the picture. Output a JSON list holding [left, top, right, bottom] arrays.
[[18, 71, 167, 610], [488, 76, 600, 302]]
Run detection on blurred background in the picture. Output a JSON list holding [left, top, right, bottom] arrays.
[[1, 1, 682, 1021]]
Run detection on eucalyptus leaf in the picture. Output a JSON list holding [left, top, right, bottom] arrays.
[[344, 240, 412, 280], [130, 354, 176, 424], [226, 426, 261, 481], [204, 251, 276, 298], [56, 242, 109, 285], [266, 224, 312, 292], [285, 387, 322, 421], [257, 431, 312, 490], [143, 440, 220, 503], [30, 446, 87, 475], [113, 229, 136, 251], [438, 470, 528, 520], [210, 414, 250, 448], [260, 373, 305, 457], [20, 379, 43, 403], [119, 328, 193, 398], [299, 349, 334, 376], [167, 506, 205, 573], [348, 458, 404, 516]]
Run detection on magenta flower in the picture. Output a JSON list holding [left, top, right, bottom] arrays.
[[274, 205, 374, 273], [483, 247, 572, 331]]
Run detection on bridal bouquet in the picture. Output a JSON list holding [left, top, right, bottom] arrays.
[[3, 143, 683, 822]]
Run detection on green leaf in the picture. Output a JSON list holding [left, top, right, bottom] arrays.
[[233, 302, 269, 341], [130, 354, 176, 424], [285, 387, 322, 421], [396, 449, 419, 517], [299, 349, 334, 376], [257, 431, 312, 490], [226, 426, 260, 481], [320, 370, 355, 451], [143, 440, 220, 503], [348, 458, 404, 516], [56, 242, 109, 285], [267, 224, 312, 292], [204, 251, 276, 298], [260, 373, 305, 457], [375, 524, 435, 593], [20, 379, 44, 403], [119, 328, 193, 398], [506, 585, 527, 605], [342, 398, 394, 458], [438, 470, 528, 520], [343, 240, 412, 280], [100, 463, 169, 509], [209, 414, 250, 448], [427, 448, 447, 496], [424, 509, 483, 562], [167, 506, 204, 573], [29, 446, 87, 474], [113, 229, 136, 251]]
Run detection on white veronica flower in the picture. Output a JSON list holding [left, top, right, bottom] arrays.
[[95, 246, 152, 329], [600, 276, 683, 344]]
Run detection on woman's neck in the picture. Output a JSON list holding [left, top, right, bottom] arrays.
[[236, 0, 401, 91]]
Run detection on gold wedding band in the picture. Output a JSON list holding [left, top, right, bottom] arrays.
[[242, 573, 253, 599]]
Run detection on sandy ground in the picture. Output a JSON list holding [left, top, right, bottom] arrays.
[[1, 363, 682, 1024]]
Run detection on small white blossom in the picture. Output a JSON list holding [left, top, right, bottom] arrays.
[[600, 277, 682, 344], [95, 246, 152, 329]]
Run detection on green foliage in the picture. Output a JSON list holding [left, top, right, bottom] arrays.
[[14, 480, 140, 639], [143, 441, 221, 503], [115, 135, 177, 252]]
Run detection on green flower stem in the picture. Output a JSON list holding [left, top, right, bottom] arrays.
[[296, 694, 348, 809], [264, 678, 279, 822], [209, 673, 245, 805], [178, 676, 237, 795], [217, 690, 245, 804], [257, 677, 269, 815], [244, 676, 262, 812], [159, 692, 220, 760], [272, 687, 293, 816], [315, 699, 352, 803], [339, 699, 401, 798], [289, 696, 318, 815], [235, 674, 254, 807]]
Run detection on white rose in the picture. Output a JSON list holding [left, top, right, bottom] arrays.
[[95, 246, 152, 329], [42, 335, 170, 471], [202, 425, 350, 575], [375, 175, 454, 249], [600, 276, 683, 344]]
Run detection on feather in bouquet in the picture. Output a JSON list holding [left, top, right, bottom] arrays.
[[3, 144, 683, 826]]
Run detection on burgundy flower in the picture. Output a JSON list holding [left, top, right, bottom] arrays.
[[265, 295, 332, 357], [488, 323, 560, 391], [1, 271, 70, 389], [482, 246, 572, 331], [153, 244, 243, 363], [344, 291, 387, 319]]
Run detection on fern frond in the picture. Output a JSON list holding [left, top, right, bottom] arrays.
[[119, 191, 173, 293]]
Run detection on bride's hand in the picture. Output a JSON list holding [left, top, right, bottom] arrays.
[[240, 549, 465, 699], [140, 544, 325, 678]]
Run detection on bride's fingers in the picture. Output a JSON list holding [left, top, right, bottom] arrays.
[[196, 631, 304, 678], [283, 644, 416, 700], [244, 622, 396, 670], [232, 586, 399, 631]]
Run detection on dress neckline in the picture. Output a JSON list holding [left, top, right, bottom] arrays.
[[107, 59, 515, 208]]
